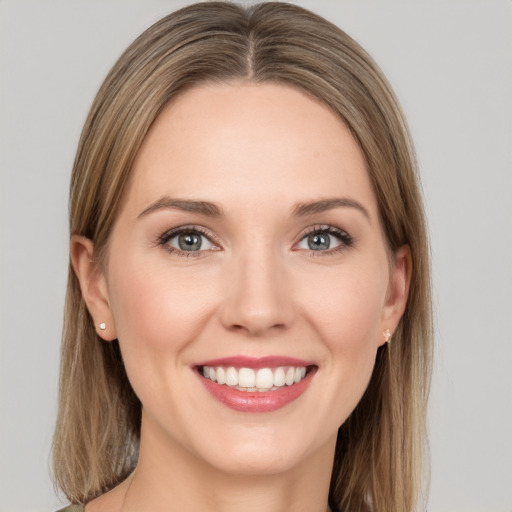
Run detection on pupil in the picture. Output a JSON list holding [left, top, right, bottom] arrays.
[[308, 233, 330, 251], [178, 233, 201, 251]]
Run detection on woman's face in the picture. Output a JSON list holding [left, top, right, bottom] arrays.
[[83, 82, 409, 475]]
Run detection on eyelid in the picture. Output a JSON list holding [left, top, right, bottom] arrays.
[[157, 225, 222, 255], [156, 223, 353, 257], [293, 224, 354, 255]]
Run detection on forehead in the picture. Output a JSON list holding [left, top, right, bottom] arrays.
[[127, 82, 377, 218]]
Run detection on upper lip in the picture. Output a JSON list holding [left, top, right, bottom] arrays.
[[194, 355, 316, 369]]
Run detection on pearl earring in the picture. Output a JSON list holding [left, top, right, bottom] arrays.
[[383, 329, 392, 343], [99, 322, 106, 330]]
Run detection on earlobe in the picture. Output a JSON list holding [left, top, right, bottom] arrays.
[[70, 235, 117, 341], [380, 245, 412, 345]]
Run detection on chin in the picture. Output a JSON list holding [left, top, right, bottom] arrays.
[[189, 421, 333, 477], [206, 443, 307, 477]]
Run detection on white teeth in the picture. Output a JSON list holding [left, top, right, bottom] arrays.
[[201, 365, 309, 390], [273, 367, 286, 387], [225, 367, 238, 386], [255, 368, 274, 389], [238, 368, 255, 387], [216, 367, 226, 385]]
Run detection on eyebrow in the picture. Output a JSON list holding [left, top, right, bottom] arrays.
[[138, 197, 224, 219], [138, 196, 370, 222], [292, 197, 371, 221]]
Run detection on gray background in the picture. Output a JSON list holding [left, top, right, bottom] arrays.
[[1, 1, 511, 511]]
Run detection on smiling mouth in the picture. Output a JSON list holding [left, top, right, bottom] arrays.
[[194, 356, 317, 412], [198, 365, 314, 392]]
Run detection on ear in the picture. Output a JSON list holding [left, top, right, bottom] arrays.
[[379, 245, 412, 346], [70, 235, 117, 341]]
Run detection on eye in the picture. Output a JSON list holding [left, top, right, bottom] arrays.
[[296, 225, 352, 253], [158, 226, 217, 255], [171, 232, 213, 251]]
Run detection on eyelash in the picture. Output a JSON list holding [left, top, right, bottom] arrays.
[[157, 224, 354, 258], [157, 225, 217, 258], [298, 224, 354, 257]]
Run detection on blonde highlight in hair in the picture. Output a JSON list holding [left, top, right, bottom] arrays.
[[53, 3, 433, 511]]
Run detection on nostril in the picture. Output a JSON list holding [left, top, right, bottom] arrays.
[[226, 322, 287, 336], [218, 274, 295, 335]]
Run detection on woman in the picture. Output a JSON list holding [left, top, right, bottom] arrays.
[[53, 2, 432, 512]]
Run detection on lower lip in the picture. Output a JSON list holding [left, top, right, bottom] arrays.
[[197, 369, 316, 413]]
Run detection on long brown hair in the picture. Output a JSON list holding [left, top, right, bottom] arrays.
[[53, 3, 433, 511]]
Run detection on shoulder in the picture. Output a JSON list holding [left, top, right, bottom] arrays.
[[56, 506, 84, 512]]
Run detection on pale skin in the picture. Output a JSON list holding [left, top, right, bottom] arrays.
[[72, 82, 411, 512]]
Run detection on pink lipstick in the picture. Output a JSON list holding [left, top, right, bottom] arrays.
[[194, 356, 317, 412]]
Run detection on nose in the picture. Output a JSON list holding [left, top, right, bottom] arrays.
[[219, 248, 295, 337]]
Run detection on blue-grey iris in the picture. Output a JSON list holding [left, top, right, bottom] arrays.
[[308, 233, 330, 251], [178, 233, 202, 251]]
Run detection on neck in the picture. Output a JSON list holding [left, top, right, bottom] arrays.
[[121, 410, 336, 512]]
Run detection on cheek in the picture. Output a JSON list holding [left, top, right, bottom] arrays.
[[298, 259, 388, 416], [105, 257, 222, 422], [304, 262, 388, 353], [106, 256, 220, 393]]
